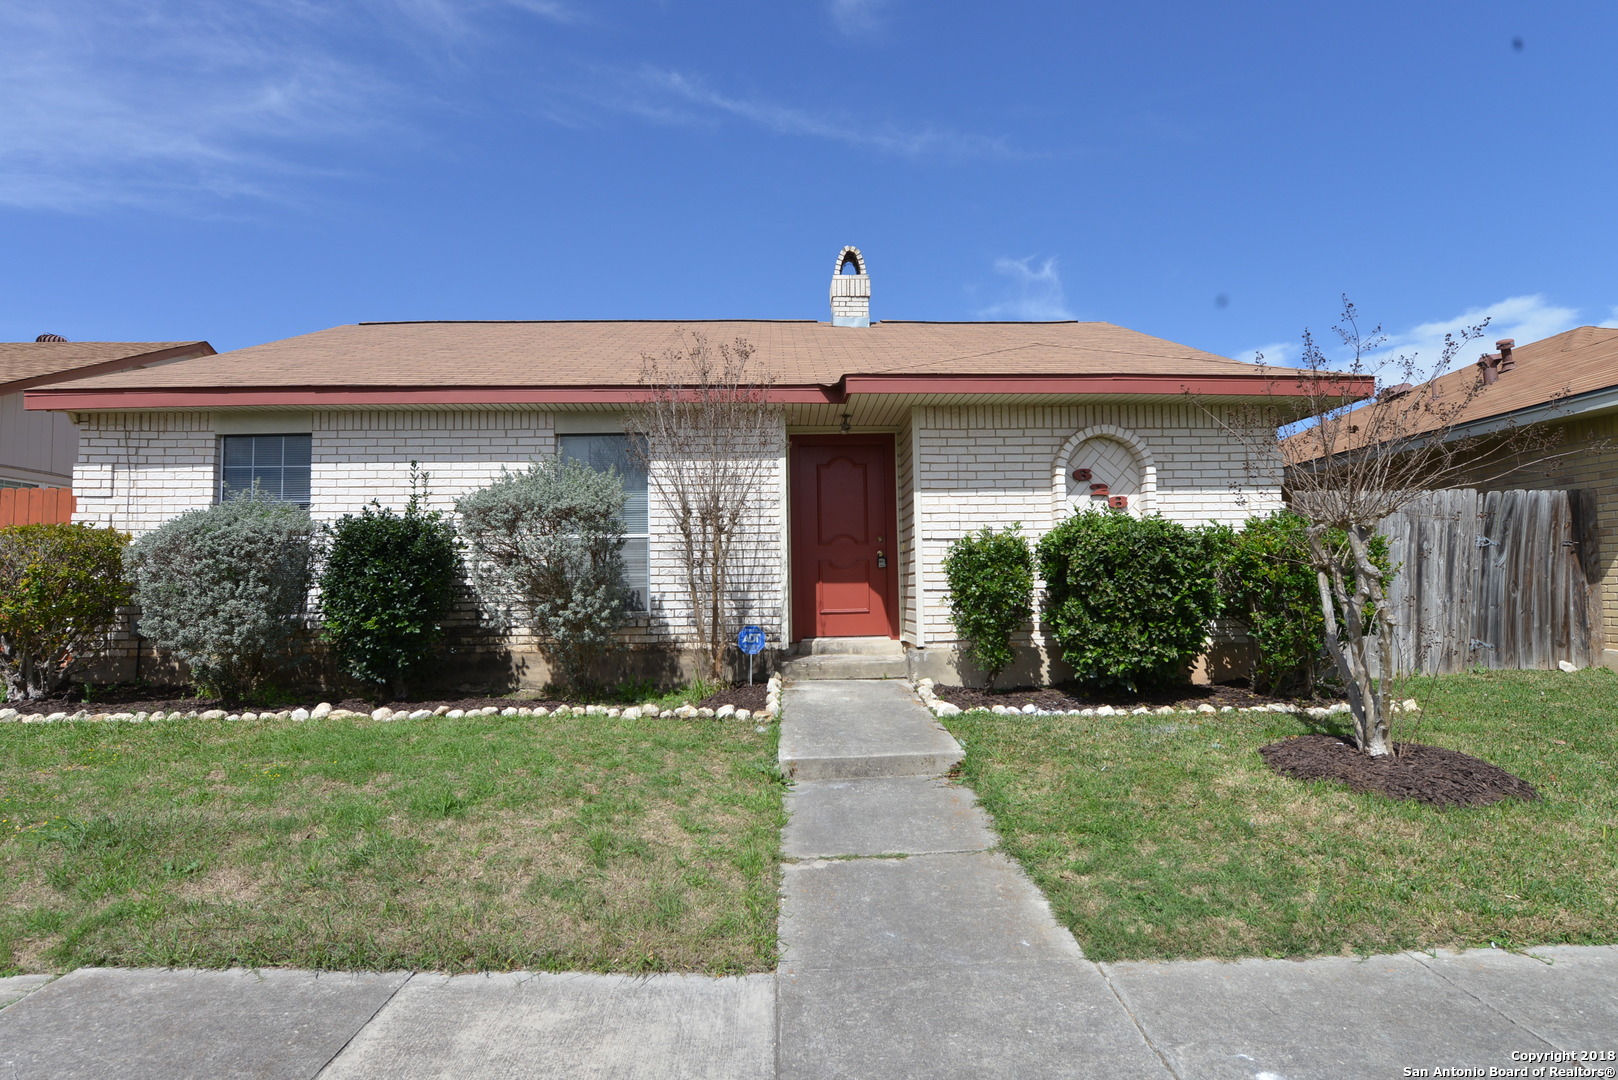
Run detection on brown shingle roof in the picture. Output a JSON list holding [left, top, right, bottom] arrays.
[[1420, 326, 1618, 427], [51, 320, 1286, 392], [0, 341, 214, 393], [1288, 326, 1618, 462]]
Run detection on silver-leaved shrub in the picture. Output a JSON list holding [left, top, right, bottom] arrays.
[[125, 491, 316, 699], [456, 457, 628, 690]]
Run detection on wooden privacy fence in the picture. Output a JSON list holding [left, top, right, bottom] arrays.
[[0, 487, 76, 527], [1377, 488, 1600, 674]]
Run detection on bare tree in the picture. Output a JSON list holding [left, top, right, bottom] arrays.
[[1205, 298, 1573, 756], [624, 333, 784, 683]]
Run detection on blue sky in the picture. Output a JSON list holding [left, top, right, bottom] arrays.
[[2, 0, 1615, 375]]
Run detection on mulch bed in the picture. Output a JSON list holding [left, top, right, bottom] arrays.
[[697, 683, 770, 712], [933, 681, 1307, 713], [1258, 734, 1539, 808]]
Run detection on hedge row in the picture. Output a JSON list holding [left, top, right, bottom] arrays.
[[943, 509, 1389, 693], [0, 459, 632, 703]]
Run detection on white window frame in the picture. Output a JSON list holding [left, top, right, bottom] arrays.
[[218, 433, 312, 507], [558, 432, 649, 613]]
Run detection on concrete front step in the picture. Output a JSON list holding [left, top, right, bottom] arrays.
[[779, 654, 909, 681], [792, 636, 904, 657]]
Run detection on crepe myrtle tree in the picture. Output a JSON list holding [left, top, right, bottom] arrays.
[[623, 333, 784, 683], [1202, 297, 1577, 756]]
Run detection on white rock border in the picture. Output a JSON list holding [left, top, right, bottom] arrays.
[[911, 678, 1419, 721], [0, 680, 789, 726]]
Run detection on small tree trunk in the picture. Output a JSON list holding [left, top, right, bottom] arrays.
[[1346, 525, 1396, 757]]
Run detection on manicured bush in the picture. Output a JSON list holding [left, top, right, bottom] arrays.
[[456, 457, 629, 690], [319, 477, 460, 697], [1037, 510, 1223, 691], [1217, 510, 1393, 696], [125, 491, 316, 700], [0, 523, 133, 700], [942, 523, 1035, 688]]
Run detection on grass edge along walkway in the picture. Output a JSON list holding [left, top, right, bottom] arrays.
[[0, 711, 784, 977], [941, 668, 1618, 963]]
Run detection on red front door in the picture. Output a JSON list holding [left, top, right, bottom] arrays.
[[790, 434, 899, 640]]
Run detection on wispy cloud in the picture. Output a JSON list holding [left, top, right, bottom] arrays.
[[828, 0, 889, 38], [1601, 305, 1618, 328], [1381, 294, 1580, 376], [0, 0, 572, 212], [622, 69, 1013, 158], [1234, 341, 1300, 366], [974, 256, 1076, 321], [1240, 294, 1586, 377]]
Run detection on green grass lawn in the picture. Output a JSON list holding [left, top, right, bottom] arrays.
[[0, 713, 783, 976], [941, 668, 1618, 963]]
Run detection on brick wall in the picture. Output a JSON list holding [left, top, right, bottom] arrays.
[[909, 402, 1281, 648], [70, 403, 1272, 682], [70, 409, 788, 674]]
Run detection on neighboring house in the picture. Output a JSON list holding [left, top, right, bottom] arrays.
[[1410, 328, 1618, 668], [26, 249, 1321, 685], [1289, 326, 1618, 672], [1, 336, 215, 492]]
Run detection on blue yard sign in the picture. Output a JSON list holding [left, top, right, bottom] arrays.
[[737, 625, 766, 685], [737, 625, 766, 655]]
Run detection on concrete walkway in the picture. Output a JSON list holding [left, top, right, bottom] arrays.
[[2, 679, 1616, 1078], [774, 680, 1618, 1080]]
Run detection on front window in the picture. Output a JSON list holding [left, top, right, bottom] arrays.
[[219, 434, 311, 506], [559, 433, 648, 611]]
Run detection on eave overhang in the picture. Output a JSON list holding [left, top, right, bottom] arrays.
[[24, 371, 1364, 412]]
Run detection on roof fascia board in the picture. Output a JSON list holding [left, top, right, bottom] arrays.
[[1441, 384, 1618, 442], [839, 373, 1360, 397], [0, 343, 215, 396], [26, 372, 1362, 412]]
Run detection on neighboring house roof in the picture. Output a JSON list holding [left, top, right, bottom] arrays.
[[1287, 325, 1618, 463], [1, 341, 216, 395], [25, 320, 1340, 411], [1413, 325, 1618, 433]]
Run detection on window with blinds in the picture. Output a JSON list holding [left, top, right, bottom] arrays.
[[559, 433, 649, 612], [219, 434, 312, 507]]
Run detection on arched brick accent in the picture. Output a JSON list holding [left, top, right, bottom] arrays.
[[1051, 424, 1157, 520], [833, 246, 867, 275]]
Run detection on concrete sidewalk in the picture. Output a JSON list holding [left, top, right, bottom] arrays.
[[2, 679, 1615, 1078]]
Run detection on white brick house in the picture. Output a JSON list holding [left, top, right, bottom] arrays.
[[27, 248, 1312, 686]]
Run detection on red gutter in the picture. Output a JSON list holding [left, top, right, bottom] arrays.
[[25, 372, 1365, 412]]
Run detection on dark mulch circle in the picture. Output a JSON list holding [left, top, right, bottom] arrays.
[[1259, 734, 1539, 808], [697, 682, 770, 712], [933, 681, 1305, 713]]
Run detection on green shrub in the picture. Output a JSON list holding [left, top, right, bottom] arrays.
[[0, 523, 133, 700], [455, 457, 629, 690], [125, 492, 316, 700], [943, 523, 1035, 688], [1037, 510, 1223, 691], [319, 474, 460, 697], [1218, 510, 1392, 696]]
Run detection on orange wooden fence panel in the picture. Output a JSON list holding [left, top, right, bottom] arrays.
[[0, 487, 76, 527]]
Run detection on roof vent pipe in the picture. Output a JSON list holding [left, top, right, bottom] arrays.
[[1496, 338, 1516, 372], [1476, 338, 1517, 386], [34, 333, 67, 342]]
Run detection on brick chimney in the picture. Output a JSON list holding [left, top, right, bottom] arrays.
[[830, 246, 870, 327]]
